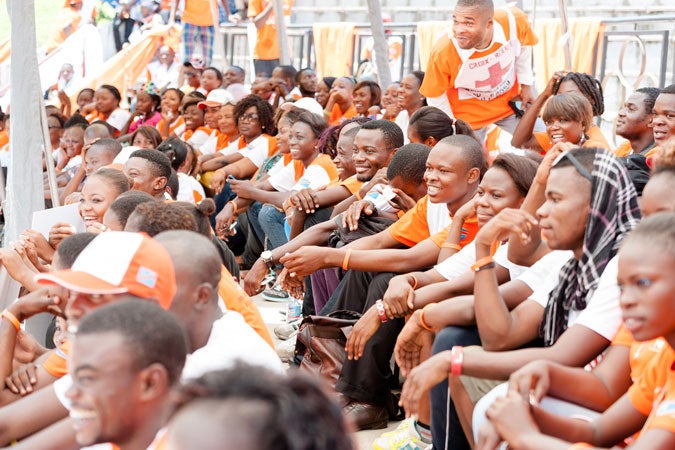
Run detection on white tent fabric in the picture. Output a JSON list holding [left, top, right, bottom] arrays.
[[4, 0, 47, 246]]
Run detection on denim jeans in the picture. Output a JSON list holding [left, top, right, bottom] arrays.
[[258, 204, 288, 250]]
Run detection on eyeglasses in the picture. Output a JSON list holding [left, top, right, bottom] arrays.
[[238, 113, 259, 123], [185, 71, 197, 77], [553, 151, 593, 182]]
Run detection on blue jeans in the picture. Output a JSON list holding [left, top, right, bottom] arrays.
[[258, 204, 288, 250], [430, 326, 481, 450]]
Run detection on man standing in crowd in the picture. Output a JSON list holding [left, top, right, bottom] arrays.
[[421, 0, 542, 141]]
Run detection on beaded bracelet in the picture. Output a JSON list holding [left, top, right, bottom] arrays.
[[375, 300, 387, 323]]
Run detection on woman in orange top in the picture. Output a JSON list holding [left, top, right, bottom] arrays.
[[513, 92, 608, 153], [512, 71, 610, 153], [157, 88, 185, 139], [83, 85, 131, 134]]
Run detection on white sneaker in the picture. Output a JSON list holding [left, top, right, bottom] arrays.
[[372, 418, 431, 450], [276, 335, 297, 363]]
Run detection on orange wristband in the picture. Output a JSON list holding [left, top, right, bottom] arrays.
[[1, 310, 20, 331], [471, 255, 494, 272], [441, 242, 461, 251], [409, 274, 418, 290], [227, 200, 238, 215], [419, 303, 436, 332], [342, 249, 352, 271], [568, 444, 593, 449], [355, 190, 362, 200]]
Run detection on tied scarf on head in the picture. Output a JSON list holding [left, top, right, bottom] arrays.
[[540, 150, 641, 346]]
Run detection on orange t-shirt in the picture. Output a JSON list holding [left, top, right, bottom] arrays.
[[613, 140, 633, 158], [420, 7, 537, 130], [0, 130, 8, 149], [338, 175, 364, 194], [182, 0, 217, 26], [533, 125, 611, 154], [328, 103, 357, 126], [388, 196, 477, 248], [428, 217, 480, 248], [218, 266, 274, 348], [156, 116, 185, 137], [42, 340, 71, 378], [248, 0, 294, 60], [628, 342, 675, 435]]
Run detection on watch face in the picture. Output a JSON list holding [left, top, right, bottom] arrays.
[[261, 251, 273, 262]]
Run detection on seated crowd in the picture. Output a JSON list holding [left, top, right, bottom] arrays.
[[1, 15, 675, 450]]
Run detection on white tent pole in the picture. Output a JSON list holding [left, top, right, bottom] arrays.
[[366, 0, 392, 87], [558, 0, 572, 71], [4, 0, 48, 246]]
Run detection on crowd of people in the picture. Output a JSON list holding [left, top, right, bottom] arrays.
[[0, 0, 674, 449]]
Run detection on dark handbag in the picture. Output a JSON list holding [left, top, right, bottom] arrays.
[[293, 310, 361, 388]]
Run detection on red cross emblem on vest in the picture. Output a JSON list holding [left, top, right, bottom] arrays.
[[475, 61, 513, 89]]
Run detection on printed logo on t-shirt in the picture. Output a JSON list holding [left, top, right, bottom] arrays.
[[656, 401, 675, 417]]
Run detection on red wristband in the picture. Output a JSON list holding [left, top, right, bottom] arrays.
[[450, 346, 463, 376], [375, 300, 387, 323]]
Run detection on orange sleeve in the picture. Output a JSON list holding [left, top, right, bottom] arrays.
[[628, 349, 672, 416], [611, 324, 634, 347], [613, 141, 633, 157], [644, 145, 659, 159], [512, 7, 538, 46], [218, 266, 274, 348], [429, 217, 480, 247], [419, 35, 453, 98], [388, 196, 430, 247], [534, 132, 551, 153], [646, 388, 675, 434], [42, 341, 71, 378], [339, 176, 364, 195]]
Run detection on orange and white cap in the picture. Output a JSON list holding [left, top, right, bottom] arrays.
[[36, 232, 176, 309], [198, 89, 234, 109]]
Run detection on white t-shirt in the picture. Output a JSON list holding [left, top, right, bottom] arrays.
[[434, 242, 528, 281], [107, 108, 132, 132], [181, 309, 284, 380], [198, 130, 220, 155], [237, 135, 274, 168], [394, 109, 410, 144], [427, 199, 452, 235], [176, 172, 205, 204], [268, 157, 333, 193], [53, 309, 283, 409], [521, 253, 621, 341]]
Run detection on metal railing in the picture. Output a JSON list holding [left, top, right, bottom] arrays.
[[217, 14, 674, 90]]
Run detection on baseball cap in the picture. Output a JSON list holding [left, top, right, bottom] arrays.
[[36, 232, 176, 309], [292, 97, 325, 118], [183, 54, 205, 71], [198, 89, 234, 109]]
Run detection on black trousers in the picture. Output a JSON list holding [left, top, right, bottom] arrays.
[[331, 270, 404, 406]]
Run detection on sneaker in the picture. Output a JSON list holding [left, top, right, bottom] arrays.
[[372, 418, 431, 450], [276, 335, 297, 363], [274, 321, 300, 340], [262, 286, 290, 302]]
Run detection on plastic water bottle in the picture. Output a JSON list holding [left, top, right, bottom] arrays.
[[286, 296, 302, 323]]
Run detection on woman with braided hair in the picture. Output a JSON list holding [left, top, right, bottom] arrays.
[[512, 71, 611, 153]]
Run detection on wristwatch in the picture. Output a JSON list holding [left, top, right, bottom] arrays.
[[261, 250, 274, 269]]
